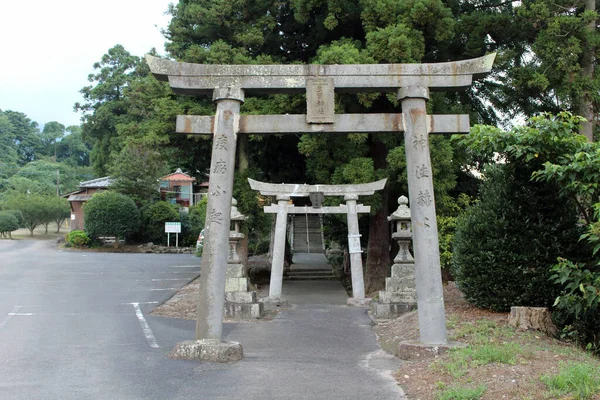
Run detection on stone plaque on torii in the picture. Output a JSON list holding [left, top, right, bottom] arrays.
[[248, 178, 386, 307], [147, 54, 495, 361]]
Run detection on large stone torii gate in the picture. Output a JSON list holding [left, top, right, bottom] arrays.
[[248, 178, 386, 306], [147, 54, 495, 362]]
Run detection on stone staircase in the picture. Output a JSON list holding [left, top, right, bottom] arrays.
[[284, 253, 337, 281], [292, 214, 325, 254], [286, 268, 337, 281]]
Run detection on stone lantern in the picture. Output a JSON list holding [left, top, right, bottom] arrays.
[[224, 198, 263, 319], [371, 196, 417, 319]]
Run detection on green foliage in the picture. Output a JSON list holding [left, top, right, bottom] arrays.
[[453, 114, 595, 313], [109, 142, 167, 203], [65, 230, 91, 248], [2, 210, 23, 227], [452, 165, 583, 311], [0, 212, 19, 238], [184, 197, 208, 247], [139, 201, 180, 245], [2, 193, 57, 236], [84, 191, 139, 245], [233, 169, 272, 251], [541, 362, 600, 399], [550, 258, 600, 354]]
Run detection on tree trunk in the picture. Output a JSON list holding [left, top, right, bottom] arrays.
[[579, 0, 595, 141], [237, 133, 250, 270], [114, 236, 120, 249], [237, 133, 249, 172], [364, 139, 391, 294], [508, 306, 557, 336], [29, 227, 34, 237]]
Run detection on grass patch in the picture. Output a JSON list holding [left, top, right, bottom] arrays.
[[541, 362, 600, 399], [436, 383, 486, 400]]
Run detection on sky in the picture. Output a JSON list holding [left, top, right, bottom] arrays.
[[0, 0, 174, 129]]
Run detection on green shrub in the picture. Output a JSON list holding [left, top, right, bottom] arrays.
[[550, 258, 600, 354], [139, 201, 180, 245], [84, 191, 139, 247], [66, 230, 91, 247], [0, 211, 19, 238], [183, 198, 207, 246], [3, 210, 23, 227], [452, 165, 584, 312]]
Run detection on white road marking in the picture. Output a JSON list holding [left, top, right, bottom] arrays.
[[8, 313, 34, 316], [132, 302, 159, 348], [151, 278, 189, 281], [149, 288, 179, 291], [123, 301, 159, 305], [0, 306, 22, 328], [171, 265, 199, 268]]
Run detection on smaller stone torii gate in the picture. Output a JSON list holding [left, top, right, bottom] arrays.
[[248, 178, 386, 306], [147, 53, 495, 361]]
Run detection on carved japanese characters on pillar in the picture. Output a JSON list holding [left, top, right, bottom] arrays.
[[306, 78, 334, 124]]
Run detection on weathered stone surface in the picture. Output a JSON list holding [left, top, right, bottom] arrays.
[[378, 290, 417, 304], [263, 204, 371, 214], [347, 297, 372, 307], [391, 264, 415, 278], [306, 77, 335, 123], [224, 302, 263, 319], [225, 264, 244, 278], [225, 291, 257, 303], [396, 340, 467, 361], [225, 277, 248, 293], [170, 339, 243, 362], [259, 297, 289, 312], [146, 54, 496, 94], [371, 303, 416, 319], [249, 178, 387, 197], [177, 114, 470, 136], [400, 87, 448, 345], [384, 278, 416, 293]]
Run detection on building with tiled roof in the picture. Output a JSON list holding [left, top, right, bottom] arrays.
[[63, 177, 114, 230]]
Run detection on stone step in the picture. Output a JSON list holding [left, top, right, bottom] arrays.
[[285, 275, 338, 281], [288, 271, 333, 276]]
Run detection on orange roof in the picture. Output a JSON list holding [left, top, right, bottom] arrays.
[[160, 168, 196, 182]]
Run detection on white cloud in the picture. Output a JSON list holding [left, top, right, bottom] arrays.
[[0, 0, 173, 128]]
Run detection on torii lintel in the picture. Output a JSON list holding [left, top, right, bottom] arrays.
[[146, 54, 496, 94], [248, 178, 387, 197]]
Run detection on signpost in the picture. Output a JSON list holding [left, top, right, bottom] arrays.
[[165, 222, 181, 247]]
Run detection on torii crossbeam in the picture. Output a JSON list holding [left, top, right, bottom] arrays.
[[147, 53, 495, 362]]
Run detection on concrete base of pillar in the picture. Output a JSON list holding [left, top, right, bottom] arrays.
[[259, 297, 289, 312], [224, 301, 263, 319], [170, 339, 243, 362], [371, 302, 416, 319], [347, 297, 372, 307], [396, 340, 467, 361]]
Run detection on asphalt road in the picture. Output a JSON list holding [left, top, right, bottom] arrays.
[[0, 240, 405, 399]]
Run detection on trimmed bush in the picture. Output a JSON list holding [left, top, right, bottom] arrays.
[[66, 230, 91, 247], [140, 201, 180, 245], [0, 211, 19, 239], [84, 191, 139, 247], [451, 165, 584, 312]]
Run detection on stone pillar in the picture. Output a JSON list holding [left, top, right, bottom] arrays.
[[171, 87, 244, 362], [269, 195, 290, 300], [398, 86, 447, 345], [224, 199, 263, 319], [372, 196, 417, 319], [345, 194, 368, 306]]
